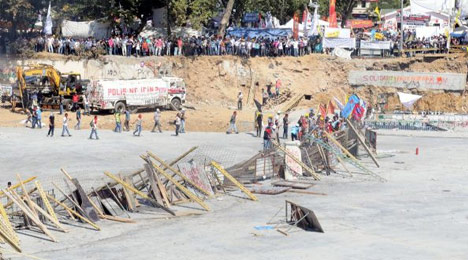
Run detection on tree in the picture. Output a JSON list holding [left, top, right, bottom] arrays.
[[218, 0, 235, 37], [0, 0, 38, 36]]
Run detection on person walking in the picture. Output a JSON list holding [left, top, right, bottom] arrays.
[[226, 111, 239, 134], [151, 108, 162, 133], [180, 110, 186, 133], [47, 112, 55, 137], [282, 113, 289, 139], [263, 124, 272, 151], [256, 111, 263, 137], [83, 94, 90, 116], [114, 111, 122, 133], [174, 113, 181, 136], [61, 113, 72, 137], [74, 108, 81, 130], [72, 93, 79, 111], [133, 114, 143, 136], [36, 106, 42, 129], [89, 115, 99, 140], [237, 91, 243, 110], [124, 109, 130, 131], [31, 106, 38, 129], [59, 95, 64, 115], [291, 124, 299, 141]]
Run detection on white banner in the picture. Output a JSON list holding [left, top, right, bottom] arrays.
[[361, 41, 392, 50], [349, 71, 466, 91], [415, 26, 441, 38], [61, 20, 110, 39], [323, 38, 356, 49], [99, 79, 168, 106], [324, 28, 351, 38], [44, 2, 53, 35], [332, 48, 353, 59]]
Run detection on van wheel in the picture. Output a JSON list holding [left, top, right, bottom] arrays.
[[171, 98, 181, 111], [115, 102, 126, 113]]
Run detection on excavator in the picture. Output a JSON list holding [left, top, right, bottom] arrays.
[[16, 64, 88, 110]]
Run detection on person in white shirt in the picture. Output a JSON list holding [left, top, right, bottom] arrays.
[[61, 113, 72, 137]]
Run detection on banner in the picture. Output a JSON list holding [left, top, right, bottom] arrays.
[[62, 20, 110, 39], [329, 0, 338, 28], [243, 12, 260, 23], [332, 48, 353, 59], [293, 13, 300, 40], [309, 5, 319, 36], [44, 2, 53, 35], [346, 20, 374, 28], [349, 71, 466, 91], [325, 28, 351, 38], [323, 38, 356, 49], [360, 41, 392, 50], [227, 28, 292, 39]]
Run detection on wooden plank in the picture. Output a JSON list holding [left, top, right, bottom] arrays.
[[4, 188, 37, 209], [0, 202, 18, 245], [100, 215, 136, 223], [34, 181, 59, 224], [122, 176, 135, 211], [146, 152, 211, 197], [272, 180, 314, 189], [52, 182, 94, 221], [249, 186, 290, 195], [345, 118, 380, 168], [3, 190, 57, 242], [0, 216, 21, 253], [272, 141, 321, 180], [103, 171, 176, 216], [28, 200, 68, 233], [211, 161, 258, 201], [144, 164, 165, 206], [16, 174, 39, 217], [150, 163, 211, 211], [46, 194, 101, 231], [287, 190, 327, 196]]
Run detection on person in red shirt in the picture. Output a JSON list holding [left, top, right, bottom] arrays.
[[72, 93, 79, 112]]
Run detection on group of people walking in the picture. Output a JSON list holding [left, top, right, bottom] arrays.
[[26, 105, 189, 139]]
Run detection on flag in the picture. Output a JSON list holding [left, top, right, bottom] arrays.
[[44, 1, 53, 35], [328, 100, 336, 115], [397, 92, 422, 109], [319, 104, 327, 120], [352, 99, 366, 121], [309, 3, 319, 36], [341, 94, 360, 118], [329, 0, 338, 28], [333, 96, 344, 110], [374, 6, 381, 21], [293, 13, 300, 40], [302, 9, 309, 36]]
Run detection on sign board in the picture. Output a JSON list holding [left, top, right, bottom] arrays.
[[349, 71, 466, 91], [284, 141, 303, 181], [324, 28, 351, 38], [323, 38, 356, 49], [360, 40, 392, 50], [243, 12, 260, 23], [178, 162, 214, 196], [346, 19, 374, 28]]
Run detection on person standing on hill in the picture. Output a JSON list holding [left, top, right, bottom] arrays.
[[275, 78, 281, 97], [262, 88, 268, 106], [89, 115, 99, 140], [47, 112, 55, 137], [237, 91, 243, 110], [151, 108, 162, 133], [61, 113, 72, 137]]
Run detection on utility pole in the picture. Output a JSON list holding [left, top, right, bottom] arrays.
[[400, 0, 404, 56]]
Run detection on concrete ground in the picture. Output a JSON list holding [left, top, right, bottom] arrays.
[[0, 127, 467, 259]]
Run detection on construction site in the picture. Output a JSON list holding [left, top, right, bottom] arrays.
[[0, 53, 468, 260]]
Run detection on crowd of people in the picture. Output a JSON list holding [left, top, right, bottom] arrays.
[[27, 34, 323, 58]]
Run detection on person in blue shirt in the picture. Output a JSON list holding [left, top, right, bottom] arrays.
[[291, 124, 299, 141], [36, 106, 42, 129]]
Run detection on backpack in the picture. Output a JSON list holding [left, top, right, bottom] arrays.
[[89, 120, 94, 127]]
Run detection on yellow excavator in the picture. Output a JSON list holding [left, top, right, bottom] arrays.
[[16, 64, 88, 110]]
